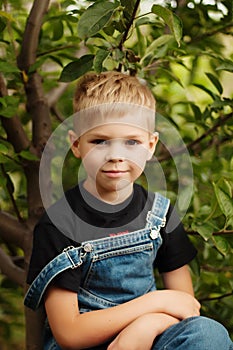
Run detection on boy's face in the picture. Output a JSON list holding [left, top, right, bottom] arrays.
[[69, 123, 158, 203]]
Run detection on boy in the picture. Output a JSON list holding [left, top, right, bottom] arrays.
[[26, 72, 233, 350]]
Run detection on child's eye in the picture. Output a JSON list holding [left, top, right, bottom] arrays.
[[125, 139, 140, 146], [91, 139, 109, 145]]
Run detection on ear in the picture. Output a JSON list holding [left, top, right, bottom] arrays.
[[147, 132, 159, 161], [68, 130, 81, 158]]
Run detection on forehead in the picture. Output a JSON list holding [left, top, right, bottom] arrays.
[[73, 103, 155, 137], [83, 123, 150, 138]]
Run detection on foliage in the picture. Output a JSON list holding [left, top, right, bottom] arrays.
[[0, 276, 24, 350], [0, 0, 232, 348]]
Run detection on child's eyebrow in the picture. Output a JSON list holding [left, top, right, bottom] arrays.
[[87, 133, 146, 139]]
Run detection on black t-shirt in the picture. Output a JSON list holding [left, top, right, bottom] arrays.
[[27, 183, 197, 293]]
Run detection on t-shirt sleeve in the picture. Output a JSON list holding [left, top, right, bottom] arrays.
[[26, 213, 82, 293], [154, 205, 197, 273]]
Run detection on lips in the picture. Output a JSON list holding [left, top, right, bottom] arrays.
[[102, 170, 128, 178], [102, 169, 128, 173]]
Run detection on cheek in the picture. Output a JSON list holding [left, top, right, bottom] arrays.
[[130, 162, 147, 177], [126, 147, 149, 169], [81, 149, 106, 172]]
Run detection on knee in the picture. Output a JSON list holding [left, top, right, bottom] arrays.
[[189, 316, 232, 349]]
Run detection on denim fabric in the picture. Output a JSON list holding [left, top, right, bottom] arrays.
[[78, 224, 163, 313], [152, 316, 233, 350]]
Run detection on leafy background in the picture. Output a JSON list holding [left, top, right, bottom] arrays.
[[0, 0, 232, 348]]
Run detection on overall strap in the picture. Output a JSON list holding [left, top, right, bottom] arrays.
[[146, 192, 170, 238], [24, 246, 84, 310]]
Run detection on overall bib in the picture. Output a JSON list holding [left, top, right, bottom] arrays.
[[24, 193, 233, 350]]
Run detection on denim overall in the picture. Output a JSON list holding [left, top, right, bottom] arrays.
[[24, 192, 233, 350]]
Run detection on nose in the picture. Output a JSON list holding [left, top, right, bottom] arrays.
[[104, 141, 125, 162]]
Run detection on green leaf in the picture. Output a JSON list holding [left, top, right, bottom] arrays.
[[193, 84, 218, 100], [0, 175, 7, 187], [0, 10, 15, 22], [121, 0, 135, 17], [213, 182, 233, 220], [211, 235, 230, 256], [135, 17, 151, 27], [19, 150, 39, 161], [189, 257, 200, 277], [190, 103, 202, 121], [6, 172, 14, 195], [219, 179, 232, 198], [216, 61, 233, 72], [144, 34, 173, 55], [77, 1, 120, 39], [52, 20, 64, 41], [0, 96, 20, 118], [0, 61, 20, 74], [210, 99, 233, 110], [157, 67, 183, 86], [206, 73, 223, 95], [0, 17, 6, 32], [0, 153, 9, 164], [59, 55, 94, 82], [0, 144, 8, 154], [136, 25, 147, 57], [94, 49, 109, 73], [192, 222, 214, 241], [151, 5, 182, 46]]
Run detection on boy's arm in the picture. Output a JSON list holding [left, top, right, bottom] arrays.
[[161, 264, 194, 295], [45, 284, 200, 350], [107, 313, 179, 350], [107, 265, 195, 350]]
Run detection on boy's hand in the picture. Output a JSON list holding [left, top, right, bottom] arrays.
[[153, 290, 201, 320], [107, 313, 179, 350]]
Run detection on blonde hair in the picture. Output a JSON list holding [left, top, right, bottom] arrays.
[[72, 71, 156, 135], [73, 71, 156, 112]]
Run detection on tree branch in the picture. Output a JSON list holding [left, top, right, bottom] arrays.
[[16, 0, 53, 219], [186, 112, 232, 152], [0, 247, 25, 287], [17, 0, 50, 71], [191, 22, 233, 44], [117, 0, 141, 73], [118, 0, 141, 50], [201, 264, 233, 273], [200, 291, 233, 303], [0, 211, 29, 249], [188, 230, 233, 236], [157, 112, 233, 161], [1, 164, 23, 222], [16, 0, 51, 153]]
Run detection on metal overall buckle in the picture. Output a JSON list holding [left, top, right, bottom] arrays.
[[63, 245, 86, 269]]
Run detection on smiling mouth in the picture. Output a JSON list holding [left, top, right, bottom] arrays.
[[102, 170, 128, 173], [102, 170, 128, 177]]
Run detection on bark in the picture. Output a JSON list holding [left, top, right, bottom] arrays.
[[17, 0, 52, 221], [17, 0, 50, 72], [16, 1, 52, 349]]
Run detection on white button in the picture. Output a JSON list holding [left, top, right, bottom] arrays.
[[83, 243, 93, 252], [150, 229, 158, 239]]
